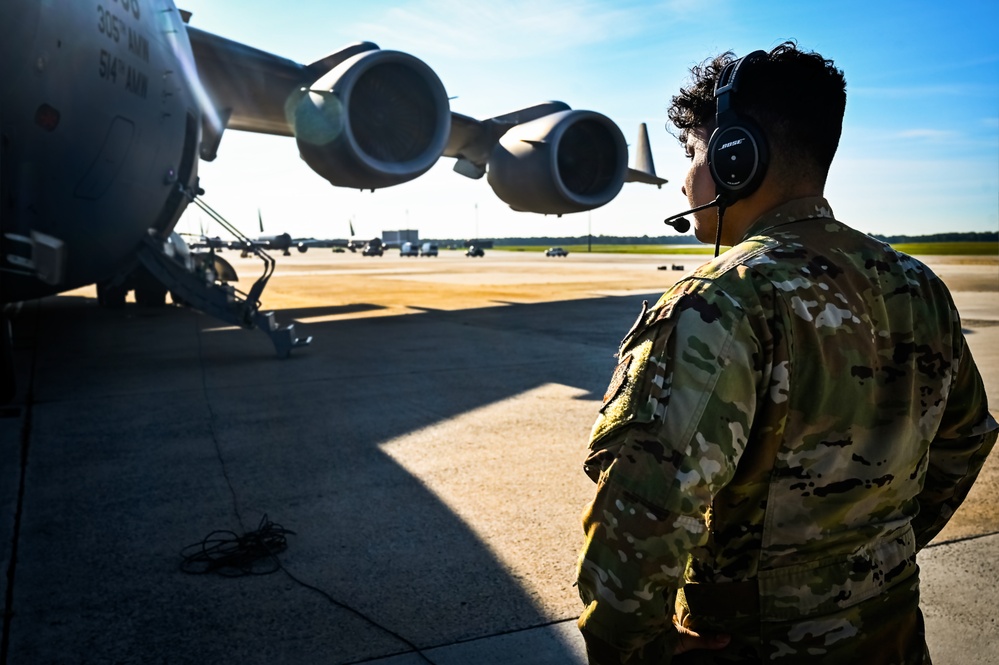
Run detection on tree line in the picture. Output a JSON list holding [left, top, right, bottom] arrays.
[[869, 231, 997, 244], [427, 231, 996, 246]]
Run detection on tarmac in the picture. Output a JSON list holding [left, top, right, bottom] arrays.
[[2, 249, 997, 664]]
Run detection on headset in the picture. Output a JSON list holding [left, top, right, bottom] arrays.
[[707, 50, 770, 204], [664, 49, 770, 255]]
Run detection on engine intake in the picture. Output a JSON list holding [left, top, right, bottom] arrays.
[[486, 110, 627, 215], [292, 50, 450, 190]]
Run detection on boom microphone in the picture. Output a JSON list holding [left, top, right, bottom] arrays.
[[663, 196, 723, 233], [664, 216, 690, 233]]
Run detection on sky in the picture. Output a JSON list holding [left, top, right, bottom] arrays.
[[174, 0, 999, 242]]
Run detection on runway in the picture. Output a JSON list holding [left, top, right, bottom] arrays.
[[2, 249, 997, 663]]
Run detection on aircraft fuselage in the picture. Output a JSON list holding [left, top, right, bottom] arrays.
[[0, 0, 201, 302]]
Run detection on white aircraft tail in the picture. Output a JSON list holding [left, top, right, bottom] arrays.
[[626, 123, 667, 188]]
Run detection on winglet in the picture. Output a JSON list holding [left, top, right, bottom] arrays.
[[625, 123, 668, 188]]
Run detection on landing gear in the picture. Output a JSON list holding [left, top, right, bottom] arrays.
[[134, 283, 167, 307], [96, 264, 167, 308], [96, 281, 127, 308]]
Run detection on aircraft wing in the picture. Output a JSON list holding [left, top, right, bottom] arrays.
[[443, 103, 571, 179], [186, 22, 665, 214], [187, 26, 380, 159], [187, 26, 310, 137]]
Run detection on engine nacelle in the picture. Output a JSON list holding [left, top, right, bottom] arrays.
[[486, 110, 627, 215], [292, 49, 450, 190]]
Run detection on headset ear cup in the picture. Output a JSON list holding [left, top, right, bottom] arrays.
[[708, 117, 768, 202]]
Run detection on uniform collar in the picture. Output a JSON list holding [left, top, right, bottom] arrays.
[[740, 196, 836, 241]]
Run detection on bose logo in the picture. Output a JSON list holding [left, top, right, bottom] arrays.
[[720, 138, 745, 150]]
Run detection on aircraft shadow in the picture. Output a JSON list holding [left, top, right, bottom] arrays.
[[267, 302, 387, 319], [3, 290, 659, 663]]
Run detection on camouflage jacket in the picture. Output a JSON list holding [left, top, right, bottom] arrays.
[[576, 197, 998, 664]]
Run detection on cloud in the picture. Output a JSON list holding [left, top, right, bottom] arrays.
[[893, 128, 961, 141], [352, 0, 686, 61]]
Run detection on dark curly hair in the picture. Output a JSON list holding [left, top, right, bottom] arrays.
[[667, 41, 847, 186]]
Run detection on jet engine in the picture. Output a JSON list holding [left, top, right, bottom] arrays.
[[292, 50, 451, 190], [486, 110, 628, 215]]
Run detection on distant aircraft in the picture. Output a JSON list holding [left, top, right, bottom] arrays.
[[186, 232, 293, 257], [246, 210, 291, 256], [291, 237, 349, 253], [0, 0, 666, 391], [293, 220, 377, 254], [190, 212, 348, 256], [192, 209, 309, 256]]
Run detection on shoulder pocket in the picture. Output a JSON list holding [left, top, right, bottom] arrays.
[[590, 301, 680, 451]]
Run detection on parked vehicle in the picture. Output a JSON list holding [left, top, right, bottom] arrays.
[[400, 242, 420, 257], [545, 247, 568, 257], [466, 246, 485, 257], [420, 243, 439, 257]]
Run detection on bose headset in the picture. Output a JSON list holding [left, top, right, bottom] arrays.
[[664, 49, 770, 256]]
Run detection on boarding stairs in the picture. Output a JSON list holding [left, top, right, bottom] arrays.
[[136, 196, 311, 358]]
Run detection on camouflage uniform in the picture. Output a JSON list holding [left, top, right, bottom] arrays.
[[576, 197, 998, 664]]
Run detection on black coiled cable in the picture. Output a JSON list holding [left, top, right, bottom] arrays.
[[180, 514, 293, 577]]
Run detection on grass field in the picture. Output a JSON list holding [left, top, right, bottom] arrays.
[[888, 242, 997, 256], [498, 244, 715, 255], [496, 241, 997, 256]]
